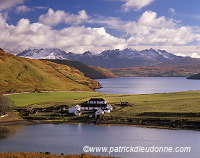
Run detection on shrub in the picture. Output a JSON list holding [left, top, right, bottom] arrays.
[[0, 93, 15, 116]]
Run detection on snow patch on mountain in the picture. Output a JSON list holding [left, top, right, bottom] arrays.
[[17, 48, 69, 59]]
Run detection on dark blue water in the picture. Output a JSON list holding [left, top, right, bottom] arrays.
[[0, 124, 199, 158], [96, 77, 200, 94]]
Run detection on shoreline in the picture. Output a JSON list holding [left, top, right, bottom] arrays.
[[0, 152, 117, 158], [1, 118, 200, 131], [3, 90, 98, 96]]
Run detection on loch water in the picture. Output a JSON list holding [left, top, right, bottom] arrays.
[[95, 77, 200, 94], [0, 124, 199, 158]]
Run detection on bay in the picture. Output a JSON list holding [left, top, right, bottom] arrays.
[[95, 77, 200, 94]]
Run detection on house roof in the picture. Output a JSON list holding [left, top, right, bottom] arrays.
[[81, 103, 107, 107], [89, 98, 105, 101]]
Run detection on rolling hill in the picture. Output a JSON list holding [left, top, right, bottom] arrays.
[[0, 49, 101, 93], [44, 59, 118, 79]]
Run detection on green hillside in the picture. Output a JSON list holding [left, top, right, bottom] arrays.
[[0, 49, 101, 93]]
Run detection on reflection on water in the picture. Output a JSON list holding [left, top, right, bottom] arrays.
[[0, 127, 10, 139], [0, 125, 24, 140]]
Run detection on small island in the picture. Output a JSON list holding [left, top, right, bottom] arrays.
[[187, 73, 200, 80]]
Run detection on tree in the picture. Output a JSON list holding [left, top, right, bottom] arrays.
[[0, 93, 15, 116], [0, 48, 4, 52]]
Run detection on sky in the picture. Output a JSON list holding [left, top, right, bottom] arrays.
[[1, 0, 200, 57]]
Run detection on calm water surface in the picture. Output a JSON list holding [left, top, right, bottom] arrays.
[[0, 124, 199, 158], [95, 77, 200, 94]]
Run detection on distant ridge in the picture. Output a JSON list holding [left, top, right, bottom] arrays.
[[157, 57, 200, 66], [17, 48, 186, 68]]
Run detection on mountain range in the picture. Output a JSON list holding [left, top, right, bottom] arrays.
[[17, 48, 189, 68]]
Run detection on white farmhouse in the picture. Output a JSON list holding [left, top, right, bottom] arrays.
[[68, 105, 81, 113], [80, 98, 111, 111], [68, 98, 113, 116]]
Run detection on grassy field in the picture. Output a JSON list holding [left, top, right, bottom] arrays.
[[6, 91, 200, 125], [7, 90, 200, 113], [6, 92, 103, 107], [101, 91, 200, 121]]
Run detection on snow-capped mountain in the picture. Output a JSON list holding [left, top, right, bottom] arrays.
[[17, 48, 183, 68], [17, 48, 69, 59], [64, 48, 183, 68]]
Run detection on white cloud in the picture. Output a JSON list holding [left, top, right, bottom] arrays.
[[1, 7, 200, 57], [88, 15, 123, 30], [0, 12, 6, 24], [64, 10, 90, 25], [38, 8, 66, 26], [105, 0, 154, 12], [0, 0, 25, 11], [137, 10, 176, 28], [129, 45, 200, 58], [122, 0, 155, 12], [0, 13, 127, 54], [15, 5, 32, 13], [91, 10, 199, 47], [124, 11, 199, 46], [39, 8, 90, 26]]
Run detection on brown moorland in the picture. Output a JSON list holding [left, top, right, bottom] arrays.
[[0, 49, 101, 93]]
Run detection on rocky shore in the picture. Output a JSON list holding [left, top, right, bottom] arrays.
[[1, 116, 200, 131]]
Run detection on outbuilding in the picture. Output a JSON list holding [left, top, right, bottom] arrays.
[[120, 102, 129, 106], [68, 105, 81, 113], [74, 110, 82, 116], [95, 109, 104, 118]]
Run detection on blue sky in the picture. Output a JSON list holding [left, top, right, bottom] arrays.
[[1, 0, 200, 57]]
